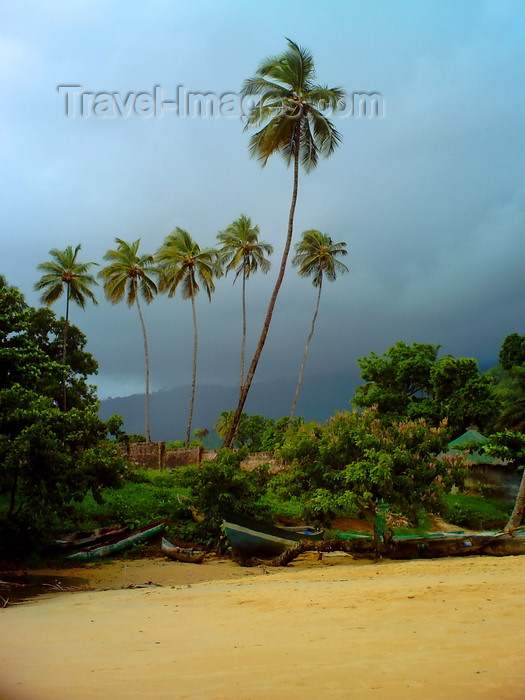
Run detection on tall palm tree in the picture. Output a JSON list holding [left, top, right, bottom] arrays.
[[217, 214, 273, 395], [34, 244, 98, 410], [156, 228, 220, 447], [223, 38, 345, 447], [289, 230, 348, 420], [99, 238, 159, 442]]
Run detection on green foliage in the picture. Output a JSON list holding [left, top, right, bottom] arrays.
[[0, 283, 128, 544], [215, 411, 301, 451], [483, 430, 525, 468], [71, 471, 188, 527], [275, 409, 468, 531], [353, 341, 499, 436], [175, 449, 271, 534], [499, 333, 525, 371], [443, 493, 512, 530]]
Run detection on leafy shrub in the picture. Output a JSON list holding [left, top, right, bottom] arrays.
[[176, 448, 271, 535]]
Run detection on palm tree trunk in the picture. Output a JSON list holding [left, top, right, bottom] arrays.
[[239, 264, 247, 397], [505, 467, 525, 530], [61, 283, 70, 411], [136, 295, 151, 442], [223, 145, 300, 448], [290, 278, 322, 421], [186, 290, 198, 447]]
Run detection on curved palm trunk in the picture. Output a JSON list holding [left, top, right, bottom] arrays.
[[290, 277, 322, 421], [224, 146, 300, 448], [61, 284, 70, 411], [135, 295, 151, 442], [186, 291, 198, 448], [506, 467, 525, 530]]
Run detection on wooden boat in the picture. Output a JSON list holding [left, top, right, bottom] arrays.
[[383, 531, 504, 559], [337, 530, 507, 559], [66, 519, 167, 562], [481, 529, 525, 556], [223, 513, 324, 559], [53, 524, 131, 551], [161, 538, 206, 563]]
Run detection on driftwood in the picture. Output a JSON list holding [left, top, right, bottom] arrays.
[[232, 537, 380, 567], [231, 531, 516, 567]]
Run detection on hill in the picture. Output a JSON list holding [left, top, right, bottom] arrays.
[[98, 372, 359, 443]]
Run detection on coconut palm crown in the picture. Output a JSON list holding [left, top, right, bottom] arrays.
[[289, 230, 348, 420], [99, 238, 159, 441], [241, 37, 345, 172], [34, 244, 98, 411], [156, 228, 221, 446], [223, 39, 345, 447], [217, 214, 273, 393]]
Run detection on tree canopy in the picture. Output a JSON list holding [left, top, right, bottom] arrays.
[[352, 341, 499, 437], [0, 284, 127, 539]]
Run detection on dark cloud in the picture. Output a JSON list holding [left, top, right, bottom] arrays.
[[2, 1, 524, 402]]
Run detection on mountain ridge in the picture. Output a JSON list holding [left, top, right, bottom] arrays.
[[98, 371, 360, 442]]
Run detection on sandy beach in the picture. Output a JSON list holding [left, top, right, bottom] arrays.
[[1, 552, 524, 700]]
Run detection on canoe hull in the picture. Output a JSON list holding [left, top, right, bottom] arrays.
[[223, 514, 324, 559], [66, 519, 167, 562], [161, 538, 206, 563], [482, 531, 525, 556], [385, 532, 502, 559]]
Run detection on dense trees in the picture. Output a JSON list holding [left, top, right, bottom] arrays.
[[0, 284, 127, 530], [99, 239, 159, 442], [353, 341, 499, 437], [276, 409, 467, 535], [223, 38, 345, 448]]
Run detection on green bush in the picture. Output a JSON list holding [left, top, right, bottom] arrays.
[[443, 493, 512, 530]]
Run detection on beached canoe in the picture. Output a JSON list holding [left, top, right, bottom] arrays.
[[53, 524, 132, 551], [223, 513, 324, 559], [336, 530, 508, 559], [161, 538, 206, 563], [481, 529, 525, 556], [66, 519, 167, 562], [384, 531, 505, 559]]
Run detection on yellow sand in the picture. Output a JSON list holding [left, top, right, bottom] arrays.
[[1, 554, 524, 699]]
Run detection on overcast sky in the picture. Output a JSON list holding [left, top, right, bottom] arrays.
[[2, 0, 524, 402]]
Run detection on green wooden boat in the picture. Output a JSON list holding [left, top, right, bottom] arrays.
[[223, 514, 324, 559], [66, 519, 167, 562]]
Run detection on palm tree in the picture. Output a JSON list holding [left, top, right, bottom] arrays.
[[156, 229, 221, 447], [217, 214, 273, 395], [223, 38, 345, 447], [289, 230, 348, 420], [99, 238, 159, 442], [34, 244, 98, 410]]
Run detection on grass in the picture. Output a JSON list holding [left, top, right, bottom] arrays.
[[443, 492, 512, 530]]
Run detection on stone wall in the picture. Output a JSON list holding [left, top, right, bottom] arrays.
[[466, 464, 520, 502], [121, 441, 165, 470], [122, 443, 284, 473], [164, 447, 203, 468]]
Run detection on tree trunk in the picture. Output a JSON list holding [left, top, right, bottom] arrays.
[[505, 467, 525, 530], [61, 284, 70, 412], [223, 145, 300, 448], [136, 295, 151, 442], [290, 278, 322, 421], [186, 290, 198, 448], [239, 263, 247, 397]]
